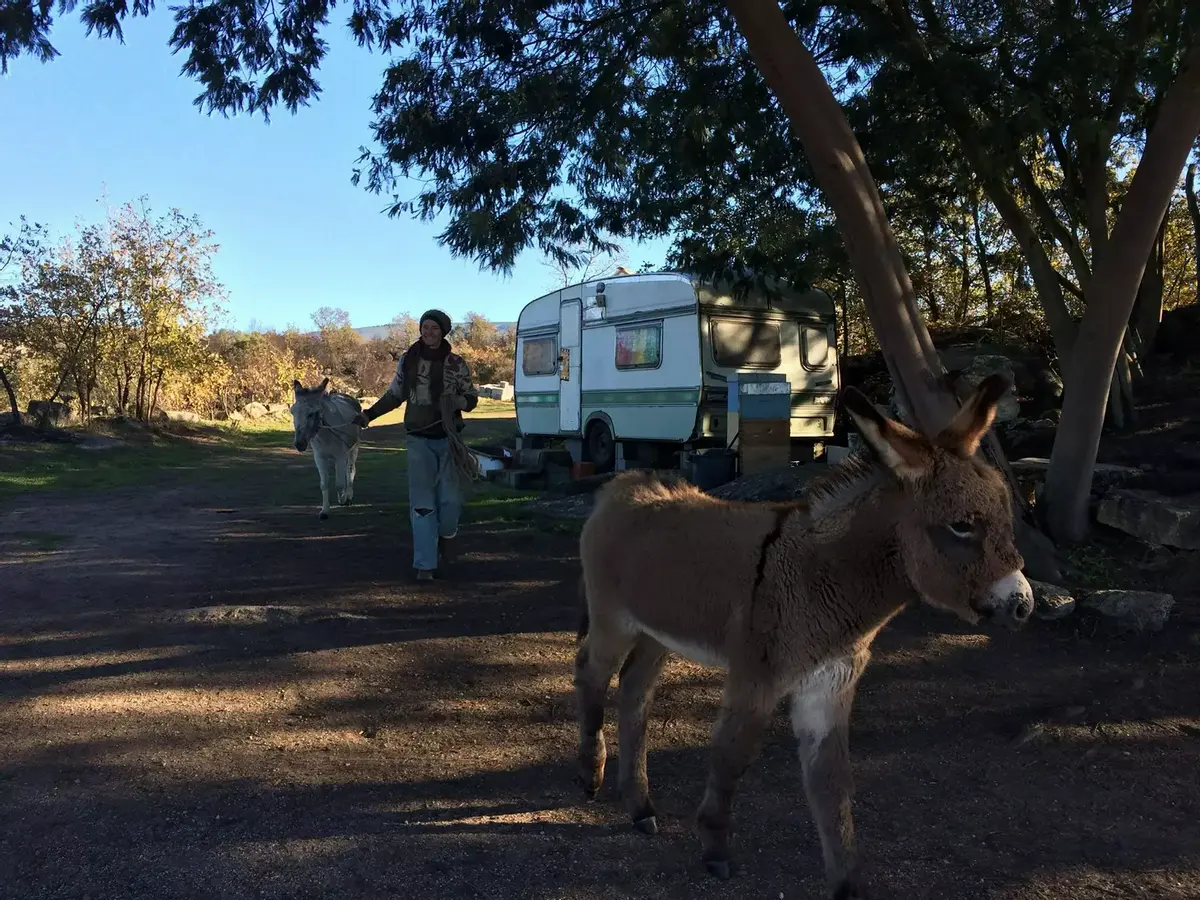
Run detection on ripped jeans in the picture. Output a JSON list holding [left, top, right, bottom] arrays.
[[406, 434, 463, 570]]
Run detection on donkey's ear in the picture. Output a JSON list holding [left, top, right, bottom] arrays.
[[936, 372, 1010, 456], [841, 386, 932, 481], [318, 377, 330, 393], [293, 379, 303, 393]]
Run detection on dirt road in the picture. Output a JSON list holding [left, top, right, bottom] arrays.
[[2, 426, 1199, 899]]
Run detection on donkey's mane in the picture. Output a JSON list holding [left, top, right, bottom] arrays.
[[324, 391, 362, 412], [802, 450, 889, 518], [296, 386, 362, 414], [598, 459, 887, 520]]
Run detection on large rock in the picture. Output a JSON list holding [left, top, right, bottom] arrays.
[[1011, 458, 1142, 478], [957, 354, 1022, 422], [887, 353, 1022, 425], [1029, 580, 1076, 620], [1096, 489, 1200, 550], [267, 402, 290, 417], [243, 401, 268, 419], [1080, 590, 1175, 633], [27, 399, 72, 426], [158, 409, 201, 423]]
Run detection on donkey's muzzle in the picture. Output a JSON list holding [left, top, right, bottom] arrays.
[[295, 440, 308, 452], [974, 570, 1035, 629]]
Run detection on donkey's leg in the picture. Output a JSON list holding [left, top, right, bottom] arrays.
[[346, 444, 359, 504], [335, 449, 350, 505], [791, 658, 866, 900], [315, 450, 333, 519], [617, 635, 669, 834], [573, 618, 636, 799], [695, 679, 776, 879]]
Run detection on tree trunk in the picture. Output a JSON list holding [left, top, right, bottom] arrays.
[[839, 274, 850, 357], [0, 365, 20, 426], [725, 0, 1063, 581], [1186, 162, 1200, 304], [150, 369, 165, 419], [957, 220, 971, 324], [1131, 205, 1168, 360], [1043, 44, 1200, 543], [921, 239, 940, 322], [1105, 353, 1136, 432], [972, 195, 996, 325]]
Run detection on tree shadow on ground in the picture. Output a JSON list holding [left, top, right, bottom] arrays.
[[5, 426, 1200, 898], [4, 720, 1200, 900]]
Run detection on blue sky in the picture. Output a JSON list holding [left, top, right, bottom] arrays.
[[0, 13, 674, 333]]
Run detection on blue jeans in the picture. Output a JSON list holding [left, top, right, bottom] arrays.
[[406, 434, 463, 570]]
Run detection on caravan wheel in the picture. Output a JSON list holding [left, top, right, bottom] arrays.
[[586, 420, 615, 473]]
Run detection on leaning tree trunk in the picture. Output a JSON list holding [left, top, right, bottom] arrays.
[[1043, 44, 1200, 544], [1187, 162, 1200, 304], [724, 0, 1063, 581], [0, 366, 20, 426]]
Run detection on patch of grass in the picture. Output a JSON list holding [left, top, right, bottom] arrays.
[[0, 427, 282, 502], [1065, 541, 1127, 590], [0, 403, 528, 512], [465, 487, 540, 522], [6, 530, 70, 550]]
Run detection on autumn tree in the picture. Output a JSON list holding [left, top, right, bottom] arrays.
[[5, 198, 227, 422], [309, 306, 365, 390], [0, 217, 48, 425], [455, 312, 517, 383], [387, 313, 420, 351]]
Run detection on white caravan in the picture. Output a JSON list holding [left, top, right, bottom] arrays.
[[513, 271, 839, 471]]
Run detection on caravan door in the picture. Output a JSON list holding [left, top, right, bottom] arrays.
[[558, 298, 582, 432]]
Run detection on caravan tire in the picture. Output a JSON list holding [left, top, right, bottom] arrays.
[[586, 420, 615, 473]]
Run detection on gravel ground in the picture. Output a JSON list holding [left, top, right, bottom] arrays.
[[2, 435, 1200, 900]]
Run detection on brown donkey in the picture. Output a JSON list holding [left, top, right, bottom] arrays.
[[573, 374, 1033, 899]]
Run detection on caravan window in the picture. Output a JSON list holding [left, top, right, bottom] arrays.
[[522, 336, 558, 376], [801, 325, 831, 369], [710, 319, 782, 368], [615, 323, 662, 369]]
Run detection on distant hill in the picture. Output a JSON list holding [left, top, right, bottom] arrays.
[[352, 322, 516, 342]]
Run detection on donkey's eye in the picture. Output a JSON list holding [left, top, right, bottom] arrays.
[[946, 521, 976, 540]]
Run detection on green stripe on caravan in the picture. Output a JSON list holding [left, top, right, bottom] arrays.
[[515, 392, 559, 404], [581, 389, 701, 406]]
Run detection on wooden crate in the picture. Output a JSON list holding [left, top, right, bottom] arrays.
[[738, 418, 791, 476]]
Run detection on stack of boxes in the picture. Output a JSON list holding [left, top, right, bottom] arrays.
[[727, 372, 792, 476]]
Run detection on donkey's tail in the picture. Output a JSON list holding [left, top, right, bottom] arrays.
[[576, 574, 590, 643]]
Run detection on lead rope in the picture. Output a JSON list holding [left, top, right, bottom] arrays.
[[315, 394, 364, 448], [362, 396, 482, 490], [432, 393, 483, 490]]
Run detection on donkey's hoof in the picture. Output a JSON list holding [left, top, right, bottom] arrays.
[[578, 779, 600, 800], [832, 881, 871, 900], [632, 814, 658, 835], [319, 511, 329, 520], [704, 858, 732, 880]]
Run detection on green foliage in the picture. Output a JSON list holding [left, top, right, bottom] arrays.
[[4, 0, 1199, 370]]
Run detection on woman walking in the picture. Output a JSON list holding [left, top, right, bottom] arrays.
[[355, 309, 479, 580]]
